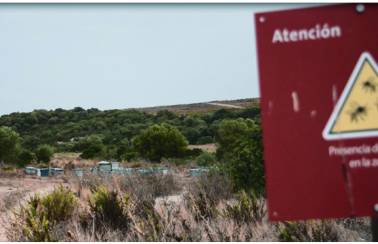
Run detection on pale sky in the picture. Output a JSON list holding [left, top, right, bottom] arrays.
[[0, 3, 317, 115]]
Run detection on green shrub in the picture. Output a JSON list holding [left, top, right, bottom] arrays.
[[116, 139, 137, 161], [133, 123, 188, 162], [196, 152, 217, 167], [35, 144, 54, 163], [41, 186, 77, 223], [0, 126, 21, 164], [76, 135, 105, 159], [22, 195, 52, 241], [18, 149, 36, 167], [215, 119, 264, 195], [196, 136, 213, 144], [19, 186, 77, 241], [89, 186, 130, 229]]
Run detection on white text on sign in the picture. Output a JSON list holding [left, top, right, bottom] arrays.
[[272, 24, 342, 44]]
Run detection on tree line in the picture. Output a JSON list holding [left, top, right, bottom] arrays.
[[0, 106, 260, 159], [0, 106, 264, 194]]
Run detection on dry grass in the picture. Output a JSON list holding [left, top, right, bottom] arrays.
[[137, 98, 258, 115], [0, 190, 28, 212], [4, 171, 372, 242], [188, 143, 217, 153], [50, 152, 97, 168]]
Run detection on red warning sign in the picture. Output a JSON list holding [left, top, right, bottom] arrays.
[[255, 4, 378, 221]]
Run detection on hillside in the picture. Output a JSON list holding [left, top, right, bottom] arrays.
[[0, 98, 261, 152], [136, 98, 259, 115]]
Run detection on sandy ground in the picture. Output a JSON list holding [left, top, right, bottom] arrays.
[[0, 176, 67, 241], [207, 102, 245, 109]]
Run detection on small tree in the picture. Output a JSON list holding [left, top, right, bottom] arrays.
[[75, 135, 105, 159], [196, 151, 217, 167], [36, 145, 54, 164], [18, 149, 36, 167], [116, 139, 137, 161], [215, 118, 255, 160], [133, 123, 188, 162], [215, 119, 265, 195], [0, 126, 21, 164]]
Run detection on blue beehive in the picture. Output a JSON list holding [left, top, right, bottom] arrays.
[[97, 161, 112, 173], [50, 167, 64, 175], [37, 168, 50, 177], [111, 162, 120, 170], [154, 167, 169, 175], [74, 168, 85, 178], [25, 166, 37, 175], [189, 167, 209, 177]]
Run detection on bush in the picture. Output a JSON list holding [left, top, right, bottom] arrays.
[[35, 144, 54, 163], [226, 139, 265, 194], [185, 172, 232, 220], [215, 119, 264, 195], [76, 135, 105, 159], [89, 186, 130, 229], [196, 152, 217, 167], [87, 182, 163, 240], [224, 190, 266, 224], [18, 149, 36, 167], [13, 186, 77, 241], [0, 126, 21, 164], [278, 220, 339, 241], [196, 136, 213, 144], [116, 139, 137, 161], [41, 186, 77, 222], [133, 123, 188, 162]]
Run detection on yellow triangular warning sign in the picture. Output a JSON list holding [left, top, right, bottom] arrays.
[[323, 52, 378, 140]]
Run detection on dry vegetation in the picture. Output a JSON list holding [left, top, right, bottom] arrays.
[[188, 143, 217, 153], [137, 98, 258, 115], [50, 153, 97, 168], [0, 175, 68, 241], [3, 171, 371, 242]]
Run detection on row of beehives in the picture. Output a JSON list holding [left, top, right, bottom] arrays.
[[73, 161, 169, 178], [24, 166, 64, 177], [73, 161, 209, 178]]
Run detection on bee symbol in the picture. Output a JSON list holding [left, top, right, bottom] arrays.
[[347, 102, 368, 123], [361, 77, 377, 93]]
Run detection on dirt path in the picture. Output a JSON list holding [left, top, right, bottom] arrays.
[[207, 102, 245, 109], [0, 176, 66, 241]]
